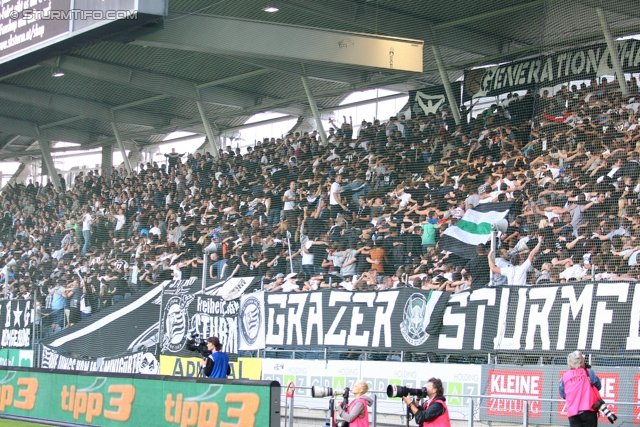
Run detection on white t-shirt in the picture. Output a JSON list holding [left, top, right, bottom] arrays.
[[339, 280, 354, 291], [82, 213, 92, 232], [301, 240, 314, 266], [330, 182, 341, 206], [283, 189, 296, 211], [282, 280, 299, 292], [499, 259, 531, 286], [114, 214, 126, 231]]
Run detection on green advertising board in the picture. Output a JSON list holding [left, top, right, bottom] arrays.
[[0, 349, 32, 367], [0, 367, 280, 427]]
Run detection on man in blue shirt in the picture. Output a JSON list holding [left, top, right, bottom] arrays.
[[50, 280, 67, 332]]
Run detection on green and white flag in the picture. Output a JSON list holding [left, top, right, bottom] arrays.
[[440, 202, 513, 259]]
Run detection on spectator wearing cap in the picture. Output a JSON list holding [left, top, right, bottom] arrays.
[[265, 273, 285, 292]]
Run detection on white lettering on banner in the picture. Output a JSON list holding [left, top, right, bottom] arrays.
[[490, 374, 541, 395], [267, 294, 287, 345], [1, 328, 30, 347], [371, 291, 397, 348], [494, 288, 528, 350], [305, 292, 323, 346], [487, 370, 543, 418], [627, 284, 640, 350], [592, 283, 629, 349], [286, 294, 307, 345], [195, 296, 239, 316], [349, 293, 375, 347], [557, 284, 593, 350], [470, 288, 496, 350], [525, 287, 558, 350], [266, 291, 398, 348], [41, 346, 158, 374], [470, 41, 640, 98], [191, 313, 237, 353], [438, 293, 468, 350], [325, 292, 351, 346]]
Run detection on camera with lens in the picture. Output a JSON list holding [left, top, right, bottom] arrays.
[[312, 386, 349, 399], [592, 399, 617, 424], [186, 333, 211, 358], [312, 386, 351, 427], [387, 384, 427, 399]]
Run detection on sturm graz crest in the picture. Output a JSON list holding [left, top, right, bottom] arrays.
[[400, 293, 431, 346], [240, 296, 261, 346], [162, 296, 192, 353]]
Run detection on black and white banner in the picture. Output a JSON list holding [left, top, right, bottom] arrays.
[[238, 291, 265, 351], [261, 283, 640, 354], [409, 82, 462, 117], [160, 277, 261, 356], [0, 300, 32, 348], [464, 40, 640, 100], [264, 289, 447, 350], [41, 345, 159, 374], [41, 277, 259, 364]]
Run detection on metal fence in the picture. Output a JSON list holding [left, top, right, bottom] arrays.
[[281, 387, 634, 427]]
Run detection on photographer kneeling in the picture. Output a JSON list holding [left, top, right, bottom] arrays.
[[402, 378, 451, 427], [335, 381, 372, 427], [200, 337, 230, 379]]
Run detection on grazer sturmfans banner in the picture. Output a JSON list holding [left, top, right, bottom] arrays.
[[256, 283, 640, 354], [463, 40, 640, 100], [41, 277, 260, 366]]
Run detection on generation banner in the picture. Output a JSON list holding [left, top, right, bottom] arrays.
[[409, 82, 462, 117], [0, 367, 280, 427], [464, 40, 640, 100], [261, 358, 481, 419], [260, 283, 640, 355]]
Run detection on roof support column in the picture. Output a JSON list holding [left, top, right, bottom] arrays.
[[111, 122, 132, 174], [596, 8, 628, 95], [431, 44, 462, 125], [36, 132, 61, 191], [196, 100, 219, 158], [102, 144, 113, 179], [301, 66, 327, 145]]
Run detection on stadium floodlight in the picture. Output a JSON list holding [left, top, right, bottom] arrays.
[[52, 69, 65, 78], [262, 5, 279, 12]]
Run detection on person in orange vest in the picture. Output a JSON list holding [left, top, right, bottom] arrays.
[[559, 351, 602, 427], [402, 378, 451, 427], [335, 381, 373, 427]]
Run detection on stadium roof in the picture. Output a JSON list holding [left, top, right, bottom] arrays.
[[0, 0, 638, 161]]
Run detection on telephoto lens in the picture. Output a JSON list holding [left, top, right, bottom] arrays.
[[311, 386, 346, 398], [386, 385, 427, 398]]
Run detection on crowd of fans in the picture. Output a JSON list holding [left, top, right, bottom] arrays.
[[1, 75, 640, 334]]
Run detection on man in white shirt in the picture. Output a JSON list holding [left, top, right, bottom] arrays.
[[488, 238, 542, 286], [114, 208, 126, 238], [81, 208, 93, 256], [329, 174, 346, 218], [282, 181, 297, 224]]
